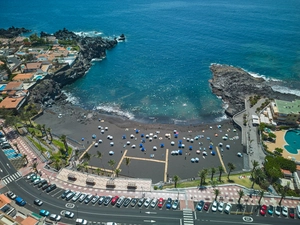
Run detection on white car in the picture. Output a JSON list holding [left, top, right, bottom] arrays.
[[150, 198, 158, 208], [237, 152, 243, 157], [144, 198, 152, 207], [282, 206, 288, 217], [211, 201, 218, 212], [64, 211, 74, 218], [49, 214, 61, 221], [224, 203, 232, 214], [218, 202, 224, 212], [275, 206, 281, 216], [76, 218, 88, 225]]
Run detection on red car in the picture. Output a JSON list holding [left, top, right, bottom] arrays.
[[289, 208, 295, 218], [203, 202, 210, 211], [111, 196, 119, 206], [157, 198, 164, 208], [260, 205, 267, 216]]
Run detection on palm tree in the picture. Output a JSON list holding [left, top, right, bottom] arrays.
[[74, 149, 80, 160], [22, 154, 28, 165], [198, 169, 208, 187], [227, 163, 235, 180], [214, 189, 220, 201], [30, 162, 39, 173], [237, 189, 244, 204], [77, 163, 84, 171], [252, 168, 266, 188], [42, 124, 46, 136], [258, 191, 264, 205], [251, 160, 259, 178], [54, 158, 62, 170], [46, 127, 53, 141], [108, 160, 116, 175], [211, 167, 216, 181], [173, 175, 180, 188], [278, 186, 288, 206], [13, 143, 19, 153], [36, 124, 42, 136], [83, 152, 91, 162], [218, 166, 224, 182], [95, 151, 102, 166], [96, 167, 101, 175], [124, 157, 131, 174], [60, 134, 69, 154], [115, 168, 121, 177], [83, 162, 89, 172]]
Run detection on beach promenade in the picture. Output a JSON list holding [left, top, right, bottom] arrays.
[[1, 120, 300, 212]]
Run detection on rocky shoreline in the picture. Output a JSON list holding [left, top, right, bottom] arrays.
[[28, 28, 119, 106], [209, 64, 300, 116]]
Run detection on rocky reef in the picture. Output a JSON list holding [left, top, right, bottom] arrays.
[[0, 26, 31, 38], [209, 64, 299, 116], [29, 28, 119, 106]]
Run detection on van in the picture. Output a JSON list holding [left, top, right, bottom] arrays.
[[15, 197, 26, 206], [296, 205, 300, 218]]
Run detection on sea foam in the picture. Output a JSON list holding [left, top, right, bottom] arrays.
[[271, 85, 300, 97], [62, 91, 80, 105], [95, 103, 135, 120]]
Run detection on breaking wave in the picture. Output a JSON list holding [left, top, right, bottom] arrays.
[[94, 103, 135, 120]]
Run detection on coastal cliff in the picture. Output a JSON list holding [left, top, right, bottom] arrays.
[[209, 64, 299, 116], [28, 29, 118, 105]]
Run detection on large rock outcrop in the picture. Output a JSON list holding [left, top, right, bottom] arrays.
[[0, 27, 31, 38], [209, 64, 299, 116]]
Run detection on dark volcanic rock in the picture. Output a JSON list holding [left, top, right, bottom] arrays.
[[0, 27, 31, 38], [209, 64, 299, 116]]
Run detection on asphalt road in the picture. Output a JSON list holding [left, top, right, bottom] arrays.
[[0, 148, 17, 178]]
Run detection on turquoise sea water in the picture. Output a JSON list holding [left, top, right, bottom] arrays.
[[1, 0, 300, 124]]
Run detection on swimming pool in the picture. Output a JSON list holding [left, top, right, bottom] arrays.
[[7, 153, 22, 159], [34, 75, 43, 80], [0, 84, 7, 91], [284, 130, 300, 154]]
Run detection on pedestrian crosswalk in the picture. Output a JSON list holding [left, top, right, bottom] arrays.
[[183, 209, 194, 225], [1, 172, 22, 185]]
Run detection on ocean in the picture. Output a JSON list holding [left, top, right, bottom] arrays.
[[1, 0, 300, 124]]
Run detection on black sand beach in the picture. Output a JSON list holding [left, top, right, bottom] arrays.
[[34, 102, 244, 183]]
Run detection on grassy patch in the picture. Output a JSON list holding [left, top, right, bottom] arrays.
[[27, 136, 47, 153], [163, 172, 262, 190]]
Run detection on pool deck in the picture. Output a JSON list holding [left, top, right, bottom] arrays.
[[265, 130, 300, 162]]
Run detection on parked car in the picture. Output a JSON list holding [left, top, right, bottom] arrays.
[[268, 205, 274, 215], [144, 198, 152, 207], [157, 198, 164, 208], [166, 198, 172, 209], [116, 196, 125, 207], [282, 206, 288, 217], [211, 201, 218, 212], [46, 184, 56, 193], [27, 173, 35, 180], [79, 193, 87, 202], [275, 206, 281, 216], [42, 183, 50, 190], [65, 211, 74, 218], [65, 192, 75, 201], [224, 203, 232, 214], [204, 202, 210, 211], [138, 198, 145, 207], [49, 214, 61, 221], [40, 209, 50, 217], [38, 179, 48, 188], [111, 196, 119, 206], [33, 178, 43, 185], [260, 205, 267, 216], [7, 191, 17, 200], [196, 200, 205, 211], [61, 190, 71, 199], [34, 199, 43, 206], [98, 196, 106, 205], [84, 194, 94, 204], [123, 197, 132, 207], [131, 198, 138, 207], [76, 218, 88, 225], [150, 198, 158, 208], [104, 196, 112, 206], [31, 175, 39, 182], [91, 196, 100, 204], [172, 199, 179, 210], [218, 202, 224, 212], [72, 192, 82, 202], [289, 208, 295, 218]]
